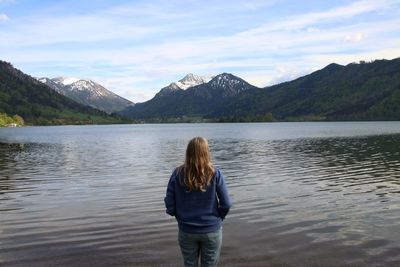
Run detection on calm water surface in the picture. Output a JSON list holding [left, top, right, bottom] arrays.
[[0, 122, 400, 267]]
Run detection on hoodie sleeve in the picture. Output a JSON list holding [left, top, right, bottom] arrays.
[[164, 169, 177, 216], [216, 169, 232, 220]]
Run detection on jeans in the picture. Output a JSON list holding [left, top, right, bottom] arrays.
[[178, 228, 222, 267]]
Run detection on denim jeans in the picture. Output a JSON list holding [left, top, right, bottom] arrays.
[[178, 228, 222, 267]]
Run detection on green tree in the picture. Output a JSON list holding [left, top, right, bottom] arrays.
[[12, 114, 24, 126]]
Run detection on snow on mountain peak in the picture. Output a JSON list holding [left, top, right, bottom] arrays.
[[36, 76, 133, 113], [175, 73, 212, 90], [180, 73, 201, 82], [37, 77, 50, 83], [53, 76, 80, 86], [68, 80, 110, 97], [210, 73, 243, 88]]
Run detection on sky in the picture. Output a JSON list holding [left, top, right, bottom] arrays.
[[1, 0, 400, 103]]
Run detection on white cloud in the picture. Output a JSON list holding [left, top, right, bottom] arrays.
[[0, 13, 9, 21], [104, 2, 192, 20], [306, 27, 320, 33], [2, 0, 399, 102], [239, 0, 279, 11], [0, 13, 164, 47], [235, 0, 396, 39], [344, 32, 367, 43], [309, 47, 400, 66], [93, 76, 154, 103]]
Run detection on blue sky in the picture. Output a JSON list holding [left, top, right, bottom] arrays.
[[1, 0, 400, 102]]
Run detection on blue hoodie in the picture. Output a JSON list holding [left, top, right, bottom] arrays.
[[164, 168, 232, 234]]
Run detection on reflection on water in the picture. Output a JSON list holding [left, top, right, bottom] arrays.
[[0, 123, 400, 267]]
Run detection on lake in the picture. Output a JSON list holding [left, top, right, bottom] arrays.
[[1, 122, 400, 267]]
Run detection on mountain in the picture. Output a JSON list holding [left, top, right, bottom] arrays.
[[0, 60, 128, 125], [120, 58, 400, 122], [156, 82, 182, 98], [120, 73, 258, 120], [38, 77, 133, 114], [212, 58, 400, 121], [155, 73, 212, 97], [175, 73, 212, 89]]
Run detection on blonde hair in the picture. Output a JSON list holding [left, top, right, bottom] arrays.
[[180, 137, 215, 192]]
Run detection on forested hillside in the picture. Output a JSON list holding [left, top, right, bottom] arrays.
[[214, 58, 400, 121], [120, 58, 400, 122], [0, 61, 129, 125]]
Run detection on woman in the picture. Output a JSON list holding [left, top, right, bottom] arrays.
[[164, 137, 232, 267]]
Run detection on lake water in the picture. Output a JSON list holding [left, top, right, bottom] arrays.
[[0, 122, 400, 267]]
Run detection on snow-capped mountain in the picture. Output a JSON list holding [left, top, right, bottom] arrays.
[[208, 73, 254, 97], [38, 77, 133, 114], [119, 72, 257, 119], [175, 73, 212, 89], [52, 76, 80, 86], [37, 77, 63, 93], [156, 73, 212, 97]]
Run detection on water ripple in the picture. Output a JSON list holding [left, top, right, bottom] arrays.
[[1, 123, 400, 266]]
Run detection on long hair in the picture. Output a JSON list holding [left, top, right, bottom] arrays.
[[180, 137, 215, 192]]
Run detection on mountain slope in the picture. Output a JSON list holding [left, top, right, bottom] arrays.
[[120, 58, 400, 122], [0, 61, 128, 125], [213, 58, 400, 121], [120, 73, 258, 119], [38, 77, 133, 114], [175, 73, 212, 89], [154, 73, 211, 98]]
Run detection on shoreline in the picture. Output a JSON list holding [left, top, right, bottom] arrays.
[[1, 119, 400, 127]]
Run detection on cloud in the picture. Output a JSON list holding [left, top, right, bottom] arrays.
[[344, 32, 367, 43], [0, 14, 164, 46], [0, 13, 8, 21], [93, 75, 155, 102], [309, 47, 400, 66], [2, 0, 399, 102], [235, 0, 396, 38]]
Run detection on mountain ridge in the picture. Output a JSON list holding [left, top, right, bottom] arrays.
[[212, 58, 400, 121], [0, 60, 128, 125], [120, 58, 400, 122], [155, 73, 212, 98], [38, 77, 133, 114], [120, 72, 258, 119], [3, 58, 400, 124]]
